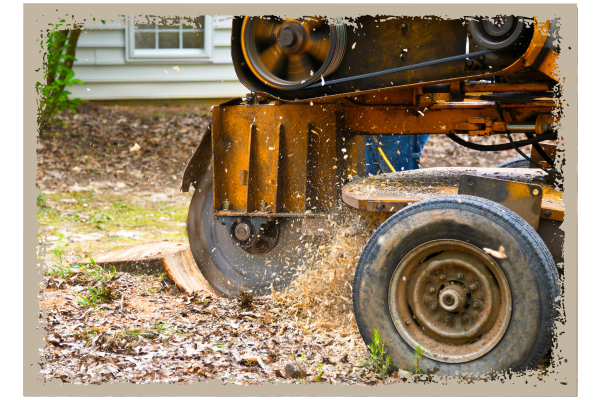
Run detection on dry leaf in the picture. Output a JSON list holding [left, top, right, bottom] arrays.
[[484, 245, 507, 259], [129, 143, 141, 152]]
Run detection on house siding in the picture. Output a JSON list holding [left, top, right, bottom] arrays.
[[70, 16, 248, 100]]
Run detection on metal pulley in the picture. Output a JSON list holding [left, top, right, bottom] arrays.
[[240, 16, 346, 90], [468, 15, 527, 50]]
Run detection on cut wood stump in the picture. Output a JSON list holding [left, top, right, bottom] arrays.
[[89, 241, 216, 295]]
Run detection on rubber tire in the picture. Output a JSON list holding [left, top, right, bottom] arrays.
[[498, 156, 530, 169], [187, 165, 306, 297], [353, 195, 559, 375]]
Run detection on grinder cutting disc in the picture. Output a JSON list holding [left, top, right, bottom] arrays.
[[187, 166, 308, 297]]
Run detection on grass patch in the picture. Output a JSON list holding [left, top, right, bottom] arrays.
[[37, 191, 189, 254]]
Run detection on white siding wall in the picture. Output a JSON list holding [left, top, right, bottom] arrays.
[[70, 16, 248, 100]]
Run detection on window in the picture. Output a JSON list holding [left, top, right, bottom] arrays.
[[126, 15, 212, 62]]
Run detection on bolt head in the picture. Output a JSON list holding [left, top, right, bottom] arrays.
[[376, 203, 385, 210], [462, 314, 470, 322], [472, 301, 480, 309], [457, 273, 464, 279], [439, 274, 446, 280], [428, 287, 436, 294], [405, 320, 411, 325], [444, 315, 451, 322], [430, 303, 438, 311], [469, 283, 478, 292]]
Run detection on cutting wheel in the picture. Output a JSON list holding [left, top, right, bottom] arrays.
[[241, 16, 346, 90], [187, 166, 307, 297]]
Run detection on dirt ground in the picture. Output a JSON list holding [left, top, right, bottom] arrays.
[[36, 103, 537, 385]]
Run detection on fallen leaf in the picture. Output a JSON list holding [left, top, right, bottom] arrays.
[[484, 245, 507, 259], [129, 143, 141, 152]]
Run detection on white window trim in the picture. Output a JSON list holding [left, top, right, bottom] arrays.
[[125, 15, 213, 64]]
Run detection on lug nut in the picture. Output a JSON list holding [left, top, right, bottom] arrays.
[[222, 199, 231, 210], [444, 315, 451, 323], [472, 301, 480, 309], [428, 287, 436, 294], [439, 274, 446, 280], [430, 303, 438, 311], [457, 273, 464, 279], [405, 320, 411, 325], [469, 283, 478, 292], [462, 314, 470, 322]]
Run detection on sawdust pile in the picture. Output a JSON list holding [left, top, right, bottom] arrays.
[[270, 207, 383, 331]]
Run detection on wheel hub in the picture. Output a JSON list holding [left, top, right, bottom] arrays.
[[389, 240, 512, 363], [439, 285, 466, 312], [277, 22, 306, 53], [234, 222, 252, 242]]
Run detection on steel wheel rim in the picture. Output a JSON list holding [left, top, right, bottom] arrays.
[[241, 16, 346, 90], [388, 240, 512, 363]]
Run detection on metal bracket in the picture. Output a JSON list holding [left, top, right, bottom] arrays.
[[458, 175, 543, 229]]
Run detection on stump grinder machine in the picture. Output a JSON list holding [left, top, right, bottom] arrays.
[[181, 15, 564, 375]]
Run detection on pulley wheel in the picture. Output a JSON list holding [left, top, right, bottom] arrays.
[[241, 16, 346, 90], [187, 165, 307, 297], [468, 15, 526, 50]]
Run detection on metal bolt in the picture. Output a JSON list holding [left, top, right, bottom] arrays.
[[462, 314, 470, 322], [472, 301, 480, 309], [457, 273, 464, 279], [439, 274, 446, 280], [405, 320, 411, 326], [479, 55, 485, 60], [430, 303, 438, 311], [469, 283, 478, 292], [428, 287, 436, 294], [222, 199, 231, 210], [260, 200, 267, 211], [376, 203, 385, 210], [465, 59, 473, 67], [468, 178, 475, 185], [544, 210, 552, 217], [444, 315, 451, 322]]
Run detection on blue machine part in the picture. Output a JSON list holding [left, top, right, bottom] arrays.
[[365, 134, 430, 176]]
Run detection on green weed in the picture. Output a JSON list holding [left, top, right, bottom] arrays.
[[74, 281, 113, 308], [408, 345, 426, 375], [76, 327, 99, 341], [291, 352, 307, 379], [359, 328, 395, 380], [47, 263, 76, 279], [51, 233, 67, 263], [314, 364, 325, 382], [212, 339, 231, 353], [155, 321, 184, 334]]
